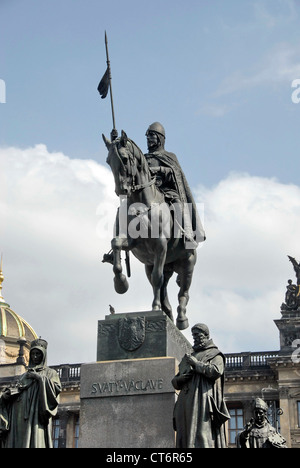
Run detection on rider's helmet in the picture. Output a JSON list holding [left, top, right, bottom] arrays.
[[146, 122, 165, 149], [146, 122, 165, 139]]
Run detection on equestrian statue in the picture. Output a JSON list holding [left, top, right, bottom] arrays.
[[102, 124, 205, 330], [98, 33, 205, 330]]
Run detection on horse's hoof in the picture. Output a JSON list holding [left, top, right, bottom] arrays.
[[176, 317, 189, 330], [114, 274, 129, 294]]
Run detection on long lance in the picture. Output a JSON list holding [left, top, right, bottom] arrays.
[[104, 32, 118, 140], [103, 33, 130, 274]]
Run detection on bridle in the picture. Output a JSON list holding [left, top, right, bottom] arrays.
[[113, 139, 156, 193]]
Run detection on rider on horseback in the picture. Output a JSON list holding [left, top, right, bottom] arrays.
[[102, 125, 205, 328], [145, 122, 205, 248]]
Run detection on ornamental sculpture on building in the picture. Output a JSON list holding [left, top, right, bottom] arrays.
[[281, 256, 300, 311]]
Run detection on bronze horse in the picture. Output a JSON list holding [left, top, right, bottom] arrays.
[[102, 130, 199, 330]]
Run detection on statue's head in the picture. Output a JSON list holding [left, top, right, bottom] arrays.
[[191, 323, 210, 350], [253, 398, 268, 425], [146, 122, 165, 152], [29, 338, 48, 368]]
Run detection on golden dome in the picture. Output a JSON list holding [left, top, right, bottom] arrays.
[[0, 302, 38, 342], [0, 257, 38, 366]]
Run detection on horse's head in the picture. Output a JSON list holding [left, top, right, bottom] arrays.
[[103, 130, 150, 197]]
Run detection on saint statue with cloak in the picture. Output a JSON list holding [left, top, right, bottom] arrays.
[[145, 122, 205, 247], [237, 398, 287, 448], [0, 338, 61, 448], [172, 323, 230, 448]]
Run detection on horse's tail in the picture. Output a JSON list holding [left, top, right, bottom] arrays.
[[125, 251, 131, 277]]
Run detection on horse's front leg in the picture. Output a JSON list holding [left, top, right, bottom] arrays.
[[111, 236, 129, 294], [175, 250, 197, 330]]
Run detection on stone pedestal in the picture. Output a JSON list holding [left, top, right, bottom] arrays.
[[79, 357, 177, 448], [79, 310, 192, 448], [97, 310, 192, 362]]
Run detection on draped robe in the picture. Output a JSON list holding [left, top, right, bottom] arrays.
[[0, 346, 61, 448], [172, 340, 230, 448], [145, 150, 206, 245]]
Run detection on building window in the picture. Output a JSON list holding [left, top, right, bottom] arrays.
[[228, 408, 244, 445], [52, 418, 60, 448], [74, 415, 80, 448]]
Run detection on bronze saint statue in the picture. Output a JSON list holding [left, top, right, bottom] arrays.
[[102, 125, 205, 330], [0, 339, 61, 448], [99, 35, 205, 329], [171, 323, 230, 448], [237, 398, 287, 448], [145, 122, 203, 246]]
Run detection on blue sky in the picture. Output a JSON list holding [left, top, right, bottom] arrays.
[[1, 0, 300, 186], [1, 0, 300, 364]]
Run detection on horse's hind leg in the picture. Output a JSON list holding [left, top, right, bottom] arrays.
[[144, 263, 161, 311], [160, 266, 174, 322], [145, 264, 153, 288], [151, 240, 168, 311], [175, 250, 197, 330], [145, 263, 174, 321], [144, 240, 167, 312]]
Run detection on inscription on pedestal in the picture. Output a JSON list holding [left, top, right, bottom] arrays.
[[91, 377, 164, 396], [79, 345, 184, 447], [80, 357, 176, 399]]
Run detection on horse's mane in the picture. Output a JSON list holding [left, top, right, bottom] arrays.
[[107, 135, 152, 180], [127, 138, 151, 177]]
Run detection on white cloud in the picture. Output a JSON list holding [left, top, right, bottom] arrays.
[[0, 146, 298, 363], [182, 173, 300, 351]]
